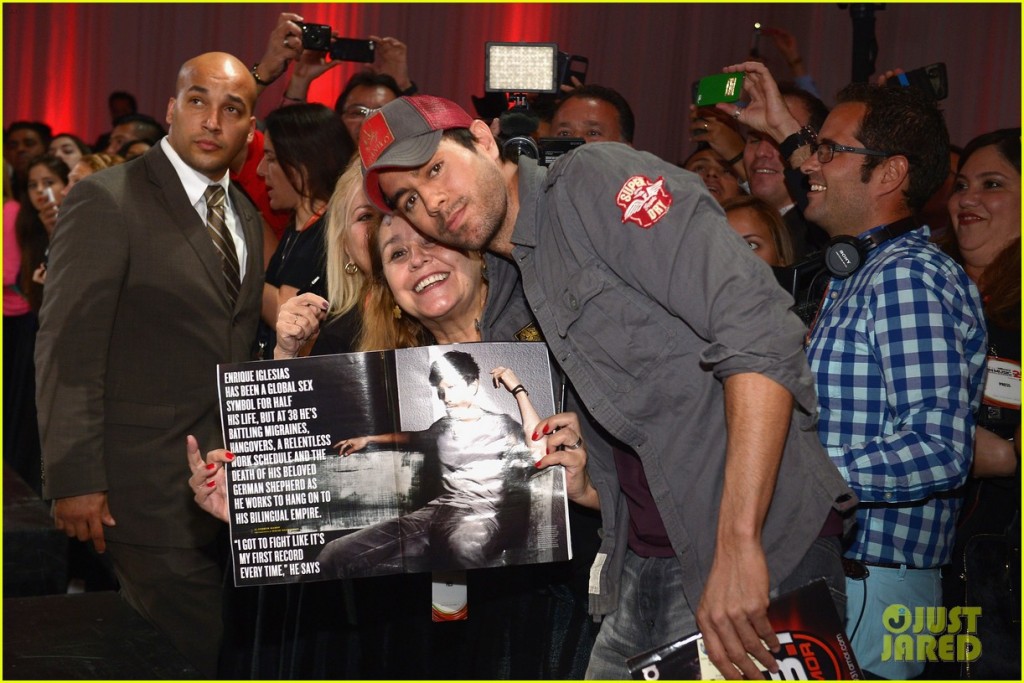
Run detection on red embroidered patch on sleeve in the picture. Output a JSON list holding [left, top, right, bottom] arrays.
[[616, 175, 672, 228]]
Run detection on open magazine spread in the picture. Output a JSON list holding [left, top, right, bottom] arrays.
[[217, 342, 571, 587], [627, 579, 863, 680]]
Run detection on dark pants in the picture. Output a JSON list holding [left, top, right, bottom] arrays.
[[3, 312, 41, 495], [105, 539, 225, 677]]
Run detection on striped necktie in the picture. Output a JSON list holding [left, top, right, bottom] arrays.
[[203, 185, 241, 304]]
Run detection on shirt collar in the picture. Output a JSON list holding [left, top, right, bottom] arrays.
[[510, 157, 547, 249], [160, 137, 231, 207]]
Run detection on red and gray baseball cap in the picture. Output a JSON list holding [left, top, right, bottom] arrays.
[[359, 95, 475, 213]]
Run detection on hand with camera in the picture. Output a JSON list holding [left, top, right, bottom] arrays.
[[369, 35, 413, 93], [719, 61, 802, 146], [282, 42, 345, 104], [253, 12, 305, 92]]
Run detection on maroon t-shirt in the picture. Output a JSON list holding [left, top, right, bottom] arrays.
[[612, 446, 676, 558]]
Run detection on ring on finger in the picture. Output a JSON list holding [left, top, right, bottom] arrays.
[[732, 108, 742, 120], [567, 435, 583, 450]]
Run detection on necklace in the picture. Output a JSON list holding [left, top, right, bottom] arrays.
[[279, 206, 327, 267]]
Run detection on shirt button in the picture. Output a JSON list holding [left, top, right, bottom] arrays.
[[830, 292, 839, 300], [884, 491, 894, 500], [568, 296, 578, 310]]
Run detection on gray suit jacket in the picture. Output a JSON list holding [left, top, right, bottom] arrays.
[[36, 144, 263, 547]]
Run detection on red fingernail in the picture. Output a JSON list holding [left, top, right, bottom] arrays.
[[535, 460, 543, 468], [542, 425, 550, 434], [224, 452, 235, 460], [531, 432, 539, 441], [206, 480, 216, 488], [206, 463, 216, 470]]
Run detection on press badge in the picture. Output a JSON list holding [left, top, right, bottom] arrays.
[[982, 355, 1021, 410]]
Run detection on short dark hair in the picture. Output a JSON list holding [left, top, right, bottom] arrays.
[[334, 73, 402, 119], [556, 84, 636, 143], [264, 103, 354, 204], [837, 82, 950, 211], [111, 113, 165, 142], [442, 128, 477, 151], [4, 121, 53, 147], [441, 127, 527, 168], [108, 90, 138, 111], [429, 350, 481, 387], [957, 127, 1020, 175], [777, 82, 829, 130]]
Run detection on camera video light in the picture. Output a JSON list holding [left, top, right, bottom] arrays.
[[484, 42, 558, 93]]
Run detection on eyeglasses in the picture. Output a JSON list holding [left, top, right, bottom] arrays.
[[341, 105, 380, 121], [814, 141, 890, 164]]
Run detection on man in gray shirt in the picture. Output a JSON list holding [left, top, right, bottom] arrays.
[[357, 95, 855, 679]]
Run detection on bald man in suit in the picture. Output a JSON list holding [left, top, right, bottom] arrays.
[[36, 52, 263, 675]]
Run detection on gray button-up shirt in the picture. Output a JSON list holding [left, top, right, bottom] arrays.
[[509, 144, 855, 616]]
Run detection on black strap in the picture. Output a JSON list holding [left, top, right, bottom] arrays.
[[862, 215, 919, 249]]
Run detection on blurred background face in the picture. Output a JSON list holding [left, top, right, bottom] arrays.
[[63, 160, 94, 197], [551, 96, 624, 143], [340, 85, 397, 142], [685, 149, 742, 205], [27, 163, 65, 211], [256, 133, 302, 211], [343, 185, 379, 275], [123, 140, 151, 160], [744, 95, 811, 210], [725, 206, 782, 266], [105, 122, 138, 155], [5, 129, 46, 174], [49, 136, 83, 170], [948, 144, 1021, 270]]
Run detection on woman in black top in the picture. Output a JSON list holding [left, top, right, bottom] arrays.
[[253, 104, 352, 358]]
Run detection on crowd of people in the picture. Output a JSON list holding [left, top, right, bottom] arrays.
[[4, 10, 1019, 681]]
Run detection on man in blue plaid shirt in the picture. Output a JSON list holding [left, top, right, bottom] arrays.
[[794, 84, 987, 678]]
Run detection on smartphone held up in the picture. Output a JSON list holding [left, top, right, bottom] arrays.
[[694, 72, 745, 106]]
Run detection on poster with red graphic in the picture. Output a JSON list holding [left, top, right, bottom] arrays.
[[627, 579, 863, 680]]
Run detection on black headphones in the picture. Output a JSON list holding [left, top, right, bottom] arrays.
[[823, 216, 919, 278]]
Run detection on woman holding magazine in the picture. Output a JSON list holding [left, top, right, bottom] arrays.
[[190, 212, 595, 518], [187, 207, 599, 677]]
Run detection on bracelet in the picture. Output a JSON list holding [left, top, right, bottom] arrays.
[[724, 151, 744, 166], [510, 384, 528, 397], [251, 62, 276, 87], [779, 125, 818, 163]]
